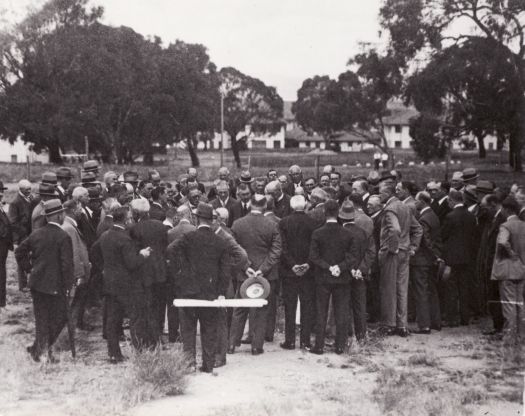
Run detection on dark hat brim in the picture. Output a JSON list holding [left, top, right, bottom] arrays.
[[240, 275, 271, 299], [44, 206, 65, 216], [338, 212, 355, 221]]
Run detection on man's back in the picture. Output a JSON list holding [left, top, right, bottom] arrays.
[[168, 220, 196, 244], [499, 216, 525, 264], [381, 197, 422, 253], [62, 217, 90, 280], [442, 206, 477, 265], [279, 211, 316, 272], [8, 193, 32, 243]]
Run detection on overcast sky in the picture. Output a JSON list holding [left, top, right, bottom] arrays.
[[3, 0, 384, 101]]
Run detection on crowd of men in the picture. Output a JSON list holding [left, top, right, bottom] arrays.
[[0, 160, 524, 372]]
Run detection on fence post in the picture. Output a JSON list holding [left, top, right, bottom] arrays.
[[26, 156, 30, 180], [315, 155, 320, 179]]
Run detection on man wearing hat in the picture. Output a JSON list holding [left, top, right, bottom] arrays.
[[338, 200, 375, 342], [8, 180, 33, 290], [32, 183, 58, 231], [229, 195, 282, 355], [72, 187, 97, 249], [462, 167, 479, 186], [170, 202, 230, 372], [238, 170, 255, 187], [56, 167, 74, 203], [80, 172, 98, 190], [123, 171, 140, 198], [0, 182, 13, 309], [15, 199, 73, 362], [83, 160, 100, 178]]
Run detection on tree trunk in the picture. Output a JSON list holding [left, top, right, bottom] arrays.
[[186, 137, 200, 167], [476, 134, 486, 159], [143, 150, 154, 165], [509, 130, 523, 172], [231, 134, 241, 168], [48, 139, 62, 164]]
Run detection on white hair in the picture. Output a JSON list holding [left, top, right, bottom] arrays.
[[130, 198, 150, 214], [215, 207, 229, 222], [72, 186, 88, 200], [290, 195, 306, 211]]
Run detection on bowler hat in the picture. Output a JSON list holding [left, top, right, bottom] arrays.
[[83, 160, 99, 173], [195, 202, 213, 220], [0, 181, 7, 191], [38, 183, 58, 196], [338, 200, 356, 221], [462, 167, 479, 182], [43, 199, 64, 216], [41, 171, 58, 185], [240, 275, 271, 300], [56, 167, 74, 179], [239, 170, 254, 184], [123, 171, 139, 183], [475, 180, 495, 195]]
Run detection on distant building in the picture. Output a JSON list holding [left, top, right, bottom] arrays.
[[209, 125, 285, 150], [0, 137, 49, 163]]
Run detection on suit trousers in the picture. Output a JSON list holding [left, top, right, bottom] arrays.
[[348, 279, 367, 341], [282, 276, 315, 345], [366, 267, 381, 323], [488, 280, 504, 332], [0, 242, 8, 307], [411, 265, 441, 329], [30, 290, 67, 358], [166, 283, 180, 342], [70, 281, 89, 328], [215, 308, 228, 363], [443, 264, 473, 325], [498, 280, 525, 337], [229, 280, 278, 350], [151, 282, 167, 337], [379, 250, 409, 328], [265, 282, 278, 341], [180, 307, 217, 371], [314, 283, 350, 350], [17, 264, 28, 291]]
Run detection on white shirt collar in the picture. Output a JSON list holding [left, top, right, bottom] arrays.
[[84, 206, 93, 215], [197, 224, 211, 229], [402, 197, 412, 204], [370, 210, 382, 219], [114, 224, 125, 230], [48, 221, 62, 228], [179, 218, 191, 224], [326, 218, 338, 223], [220, 197, 229, 206], [250, 209, 262, 215], [438, 195, 448, 205], [362, 192, 370, 200], [454, 203, 464, 209], [420, 206, 431, 215]]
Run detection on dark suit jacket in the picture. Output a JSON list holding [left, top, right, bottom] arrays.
[[441, 205, 478, 266], [211, 197, 242, 228], [129, 218, 168, 286], [78, 209, 97, 249], [279, 211, 316, 277], [309, 222, 359, 285], [92, 226, 145, 296], [273, 194, 292, 219], [7, 194, 32, 244], [306, 203, 326, 229], [412, 207, 442, 266], [431, 197, 451, 224], [15, 223, 73, 295], [231, 212, 282, 281], [149, 202, 166, 222], [519, 208, 525, 221], [171, 227, 230, 299], [0, 207, 13, 249], [167, 220, 196, 245], [284, 180, 303, 197], [96, 215, 114, 238], [342, 222, 375, 278]]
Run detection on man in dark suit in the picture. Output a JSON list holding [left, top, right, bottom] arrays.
[[97, 199, 120, 238], [15, 199, 73, 362], [72, 186, 97, 249], [309, 200, 359, 354], [279, 195, 317, 350], [129, 199, 168, 343], [266, 180, 291, 219], [0, 182, 13, 308], [171, 202, 230, 372], [284, 165, 304, 196], [236, 183, 252, 217], [366, 195, 383, 323], [211, 181, 242, 228], [187, 167, 206, 195], [427, 181, 451, 224], [441, 189, 478, 326], [229, 194, 282, 355], [149, 187, 167, 222], [338, 201, 375, 343], [378, 182, 422, 337], [411, 191, 442, 334], [307, 188, 328, 228], [56, 167, 74, 203], [8, 179, 33, 291], [92, 206, 151, 362]]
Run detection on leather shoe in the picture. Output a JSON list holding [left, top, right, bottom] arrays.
[[280, 342, 295, 350], [241, 338, 252, 345], [397, 327, 410, 337], [412, 328, 431, 335], [27, 346, 40, 362], [199, 366, 213, 373], [251, 348, 264, 355], [300, 342, 312, 350], [308, 347, 324, 355], [335, 347, 344, 355], [214, 359, 227, 368], [227, 346, 235, 354]]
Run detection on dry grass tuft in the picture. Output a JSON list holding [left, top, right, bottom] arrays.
[[119, 345, 192, 408], [404, 352, 441, 367]]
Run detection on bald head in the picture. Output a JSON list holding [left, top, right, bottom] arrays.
[[176, 204, 191, 221], [290, 195, 306, 211], [18, 179, 32, 197], [215, 207, 229, 224]]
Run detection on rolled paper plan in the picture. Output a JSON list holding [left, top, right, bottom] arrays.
[[173, 298, 268, 308]]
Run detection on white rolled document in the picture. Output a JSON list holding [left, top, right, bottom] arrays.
[[173, 298, 268, 308]]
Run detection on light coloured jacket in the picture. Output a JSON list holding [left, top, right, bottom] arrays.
[[492, 216, 525, 281], [61, 216, 90, 280]]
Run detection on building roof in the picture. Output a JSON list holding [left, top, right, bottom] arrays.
[[382, 102, 419, 126], [285, 127, 324, 142]]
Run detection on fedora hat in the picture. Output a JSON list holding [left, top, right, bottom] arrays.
[[239, 170, 254, 184], [338, 200, 356, 221], [367, 170, 380, 185], [81, 171, 97, 184], [123, 171, 139, 183], [56, 167, 74, 179], [82, 160, 99, 173], [378, 170, 396, 183], [38, 183, 58, 196], [475, 180, 495, 195], [451, 171, 463, 182], [462, 167, 479, 182], [240, 275, 271, 299], [41, 171, 58, 185], [43, 198, 64, 216], [195, 202, 213, 220], [0, 181, 7, 191], [463, 185, 478, 203]]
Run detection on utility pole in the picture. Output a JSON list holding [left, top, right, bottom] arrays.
[[220, 91, 224, 167]]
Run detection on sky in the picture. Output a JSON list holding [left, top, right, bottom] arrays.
[[2, 0, 385, 101]]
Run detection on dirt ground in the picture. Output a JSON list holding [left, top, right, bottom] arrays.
[[1, 249, 524, 416]]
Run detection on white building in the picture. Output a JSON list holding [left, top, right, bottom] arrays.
[[209, 125, 285, 150], [0, 137, 49, 163]]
